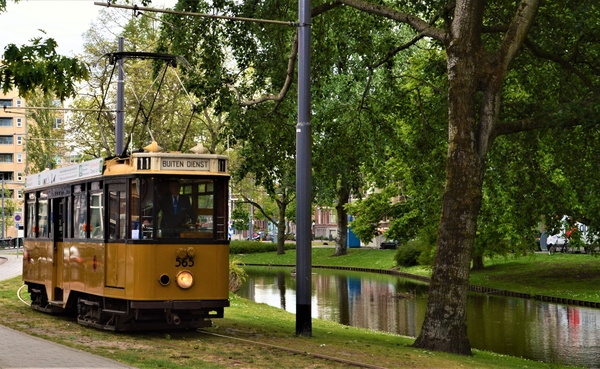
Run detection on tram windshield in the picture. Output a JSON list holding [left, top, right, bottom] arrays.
[[130, 176, 227, 240]]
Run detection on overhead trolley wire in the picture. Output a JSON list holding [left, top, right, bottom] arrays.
[[94, 1, 299, 27]]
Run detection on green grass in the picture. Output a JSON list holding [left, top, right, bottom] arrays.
[[234, 247, 398, 269], [466, 253, 600, 302]]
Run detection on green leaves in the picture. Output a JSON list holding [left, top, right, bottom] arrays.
[[1, 37, 89, 101]]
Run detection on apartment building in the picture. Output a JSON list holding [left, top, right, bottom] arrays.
[[0, 90, 27, 238], [0, 90, 65, 239]]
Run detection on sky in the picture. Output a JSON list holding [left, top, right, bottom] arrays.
[[0, 0, 177, 57]]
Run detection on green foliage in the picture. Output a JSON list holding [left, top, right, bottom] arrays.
[[25, 90, 66, 173], [388, 226, 437, 268], [414, 225, 438, 267], [347, 48, 447, 248], [229, 240, 296, 255], [66, 8, 221, 158], [231, 203, 250, 232], [228, 256, 247, 292], [394, 242, 421, 267], [1, 37, 88, 101]]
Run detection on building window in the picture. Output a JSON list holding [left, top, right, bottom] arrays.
[[0, 99, 11, 107], [17, 153, 22, 163], [0, 172, 14, 181], [17, 171, 22, 181], [0, 154, 13, 163], [16, 118, 22, 127], [16, 136, 22, 145], [0, 118, 13, 127], [0, 136, 13, 145], [16, 99, 22, 107], [54, 118, 62, 129], [17, 189, 23, 199]]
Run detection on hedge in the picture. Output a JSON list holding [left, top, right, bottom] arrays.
[[229, 240, 297, 254]]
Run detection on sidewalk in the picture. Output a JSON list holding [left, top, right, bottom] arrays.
[[0, 250, 23, 281], [0, 251, 136, 369]]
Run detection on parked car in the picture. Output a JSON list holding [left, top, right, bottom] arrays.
[[247, 231, 273, 241], [380, 240, 400, 249]]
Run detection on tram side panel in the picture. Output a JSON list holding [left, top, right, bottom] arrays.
[[83, 241, 106, 294], [105, 242, 126, 290], [22, 240, 50, 297]]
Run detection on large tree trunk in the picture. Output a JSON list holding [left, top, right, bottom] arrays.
[[413, 2, 488, 355], [412, 0, 540, 355], [412, 118, 486, 355], [334, 183, 351, 256]]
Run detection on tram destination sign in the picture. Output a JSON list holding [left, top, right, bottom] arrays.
[[160, 157, 210, 171], [25, 158, 104, 189]]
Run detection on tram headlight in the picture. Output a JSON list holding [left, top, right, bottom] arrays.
[[176, 271, 194, 289]]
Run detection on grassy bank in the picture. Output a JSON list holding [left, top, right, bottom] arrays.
[[0, 275, 570, 368], [233, 247, 600, 303]]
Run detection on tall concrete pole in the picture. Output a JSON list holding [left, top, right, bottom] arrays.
[[116, 37, 125, 155], [296, 0, 312, 337]]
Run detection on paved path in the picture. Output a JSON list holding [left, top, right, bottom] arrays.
[[0, 250, 24, 280], [0, 251, 136, 369]]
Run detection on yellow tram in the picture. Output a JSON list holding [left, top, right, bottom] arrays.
[[22, 147, 230, 331]]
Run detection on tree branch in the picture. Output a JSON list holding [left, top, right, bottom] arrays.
[[239, 2, 343, 108], [337, 0, 447, 42], [524, 39, 599, 93], [498, 0, 540, 71], [493, 99, 600, 138]]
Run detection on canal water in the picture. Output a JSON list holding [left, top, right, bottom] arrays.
[[238, 266, 600, 368]]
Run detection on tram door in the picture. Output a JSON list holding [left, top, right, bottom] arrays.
[[51, 197, 66, 302], [106, 183, 127, 288]]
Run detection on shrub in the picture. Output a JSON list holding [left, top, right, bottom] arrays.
[[394, 241, 421, 267], [229, 256, 247, 292]]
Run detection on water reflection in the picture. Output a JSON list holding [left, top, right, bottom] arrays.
[[238, 266, 600, 368]]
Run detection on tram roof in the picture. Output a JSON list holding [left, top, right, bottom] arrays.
[[24, 152, 229, 190]]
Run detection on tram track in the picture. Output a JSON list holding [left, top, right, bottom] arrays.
[[144, 329, 391, 369]]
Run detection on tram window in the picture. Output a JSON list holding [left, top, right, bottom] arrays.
[[26, 200, 35, 238], [108, 188, 126, 240], [130, 178, 153, 240], [38, 195, 49, 238], [130, 180, 140, 239], [56, 198, 65, 239], [196, 181, 214, 233], [90, 192, 104, 239], [73, 192, 87, 239]]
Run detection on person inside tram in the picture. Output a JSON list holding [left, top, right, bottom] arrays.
[[158, 180, 197, 237]]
